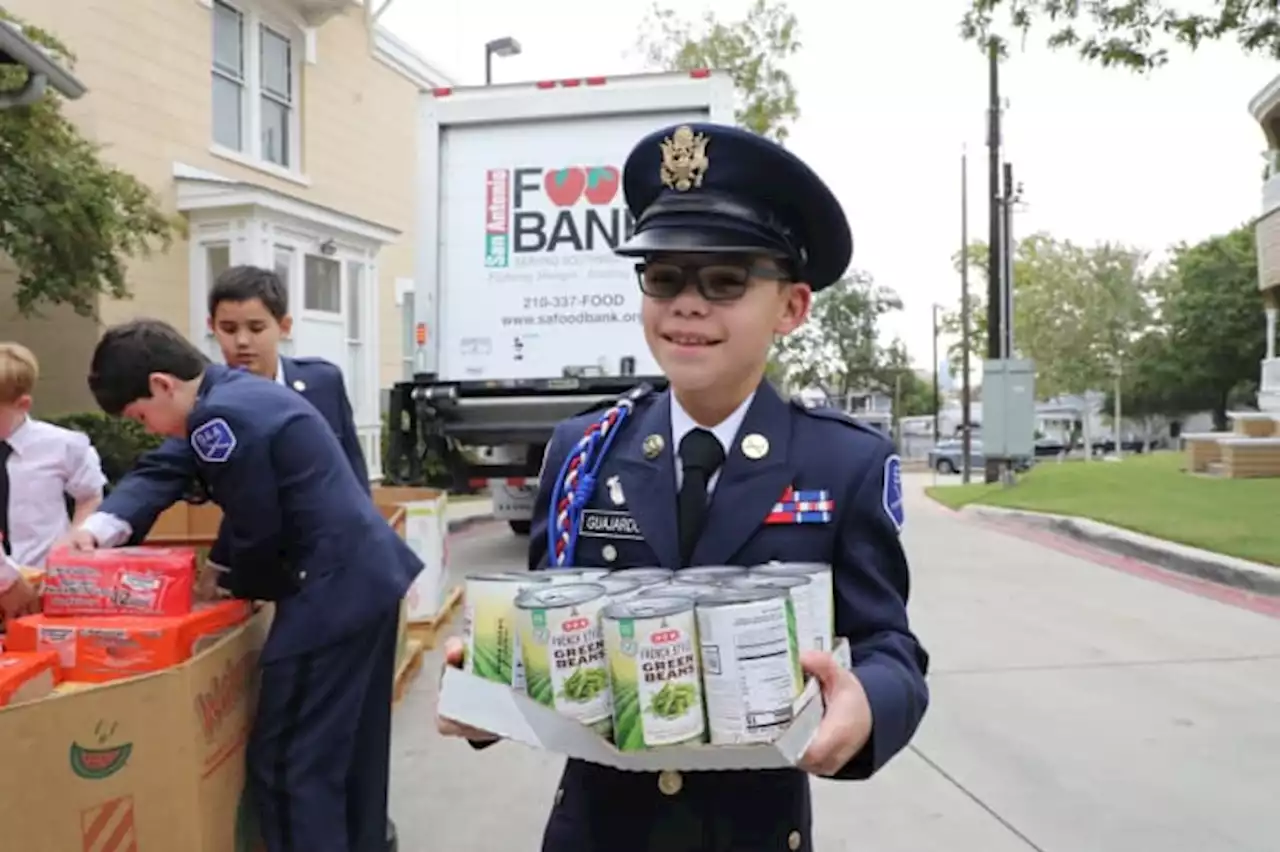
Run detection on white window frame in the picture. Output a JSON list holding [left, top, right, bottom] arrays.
[[209, 0, 306, 181], [187, 220, 384, 479], [395, 278, 415, 381]]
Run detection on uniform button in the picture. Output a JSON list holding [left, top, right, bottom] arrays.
[[602, 544, 617, 562], [787, 830, 802, 850], [555, 788, 564, 805], [657, 769, 682, 796], [298, 570, 307, 580]]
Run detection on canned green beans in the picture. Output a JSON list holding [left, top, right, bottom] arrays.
[[602, 596, 705, 751], [753, 562, 834, 652], [598, 576, 644, 602], [727, 573, 817, 653], [694, 587, 803, 745], [515, 582, 613, 736], [463, 572, 553, 689], [674, 566, 747, 584], [607, 567, 674, 586]]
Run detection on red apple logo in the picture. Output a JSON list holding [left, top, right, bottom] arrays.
[[583, 166, 619, 205], [544, 167, 586, 206]]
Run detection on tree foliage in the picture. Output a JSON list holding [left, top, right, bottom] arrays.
[[960, 0, 1280, 70], [772, 272, 908, 398], [1107, 225, 1264, 427], [939, 233, 1153, 399], [0, 10, 179, 316], [636, 0, 802, 141]]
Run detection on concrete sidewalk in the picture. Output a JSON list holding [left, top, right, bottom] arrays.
[[388, 473, 1280, 851]]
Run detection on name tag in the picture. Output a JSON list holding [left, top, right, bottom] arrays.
[[578, 510, 644, 540]]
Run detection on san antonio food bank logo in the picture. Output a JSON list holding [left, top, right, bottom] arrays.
[[69, 719, 133, 780], [484, 166, 623, 268]]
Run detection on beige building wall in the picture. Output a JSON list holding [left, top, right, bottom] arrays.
[[0, 1, 431, 426]]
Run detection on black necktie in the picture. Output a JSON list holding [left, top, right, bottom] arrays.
[[677, 428, 725, 566], [0, 441, 11, 557]]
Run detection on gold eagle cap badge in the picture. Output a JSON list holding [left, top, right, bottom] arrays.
[[659, 125, 710, 192]]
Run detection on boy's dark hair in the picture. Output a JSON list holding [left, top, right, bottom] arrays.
[[89, 319, 209, 416], [209, 265, 289, 321]]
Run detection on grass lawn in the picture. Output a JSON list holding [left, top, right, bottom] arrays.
[[925, 451, 1280, 566]]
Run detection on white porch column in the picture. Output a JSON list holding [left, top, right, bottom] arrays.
[[1267, 307, 1278, 360]]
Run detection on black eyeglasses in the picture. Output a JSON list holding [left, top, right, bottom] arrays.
[[635, 261, 792, 302]]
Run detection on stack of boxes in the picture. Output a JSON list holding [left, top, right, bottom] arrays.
[[0, 547, 251, 707]]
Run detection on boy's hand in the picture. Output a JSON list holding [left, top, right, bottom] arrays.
[[194, 565, 228, 602], [0, 576, 40, 621], [64, 529, 100, 552], [797, 649, 873, 777], [435, 636, 500, 744]]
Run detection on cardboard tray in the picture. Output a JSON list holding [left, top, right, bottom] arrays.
[[438, 638, 851, 773]]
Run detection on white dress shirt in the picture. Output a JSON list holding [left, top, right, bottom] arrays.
[[80, 358, 290, 550], [1, 417, 107, 576], [669, 391, 755, 493]]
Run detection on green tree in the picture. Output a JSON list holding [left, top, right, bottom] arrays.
[[939, 233, 1151, 400], [771, 271, 905, 397], [1159, 225, 1265, 428], [636, 0, 802, 141], [878, 340, 936, 417], [0, 11, 178, 316], [960, 0, 1280, 70]]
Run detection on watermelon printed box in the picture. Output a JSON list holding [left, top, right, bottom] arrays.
[[0, 609, 270, 852]]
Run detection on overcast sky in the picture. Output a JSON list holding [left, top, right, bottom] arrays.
[[382, 0, 1279, 371]]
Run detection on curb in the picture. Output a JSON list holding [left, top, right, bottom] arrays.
[[446, 514, 496, 535], [963, 505, 1280, 597]]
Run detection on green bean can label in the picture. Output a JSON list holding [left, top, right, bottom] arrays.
[[754, 562, 834, 652], [694, 588, 803, 745], [603, 597, 705, 751], [463, 573, 550, 690], [516, 583, 612, 736]]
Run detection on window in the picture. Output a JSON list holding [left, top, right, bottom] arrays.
[[346, 260, 365, 418], [401, 290, 416, 380], [211, 3, 244, 151], [210, 0, 300, 171], [304, 254, 340, 313], [272, 245, 293, 294], [259, 26, 293, 167], [206, 244, 232, 293]]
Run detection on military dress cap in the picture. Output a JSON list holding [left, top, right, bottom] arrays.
[[614, 122, 853, 291]]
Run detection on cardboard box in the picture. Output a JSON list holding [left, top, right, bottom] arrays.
[[373, 487, 450, 622], [435, 639, 851, 773], [0, 610, 271, 852]]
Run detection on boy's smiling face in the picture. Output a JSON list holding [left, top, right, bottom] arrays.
[[209, 298, 292, 378], [641, 252, 811, 401]]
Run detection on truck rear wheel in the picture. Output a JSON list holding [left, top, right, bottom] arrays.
[[509, 519, 531, 535]]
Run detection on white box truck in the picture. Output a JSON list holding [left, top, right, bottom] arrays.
[[385, 68, 735, 534]]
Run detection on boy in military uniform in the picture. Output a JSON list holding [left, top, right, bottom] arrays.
[[77, 319, 421, 852], [80, 264, 370, 552], [437, 122, 929, 852]]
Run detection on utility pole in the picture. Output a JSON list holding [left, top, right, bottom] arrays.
[[931, 304, 941, 444], [1001, 161, 1017, 358], [960, 150, 973, 484], [984, 39, 1004, 483]]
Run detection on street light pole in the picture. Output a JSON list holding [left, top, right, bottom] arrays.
[[931, 304, 941, 444], [961, 150, 973, 484], [484, 36, 522, 85]]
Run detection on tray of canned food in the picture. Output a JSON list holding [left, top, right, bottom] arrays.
[[437, 562, 851, 772]]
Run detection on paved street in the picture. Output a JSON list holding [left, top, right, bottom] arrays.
[[390, 474, 1280, 851]]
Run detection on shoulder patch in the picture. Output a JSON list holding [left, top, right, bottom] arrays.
[[190, 417, 237, 464], [882, 453, 904, 532]]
